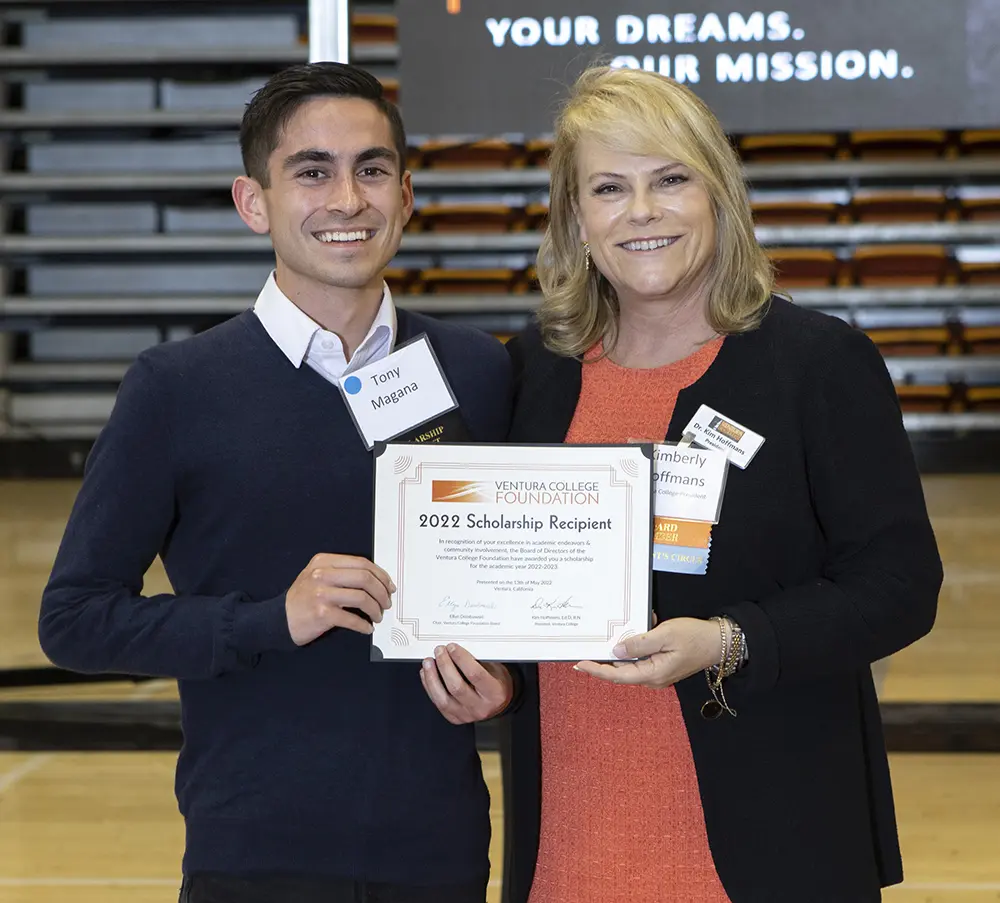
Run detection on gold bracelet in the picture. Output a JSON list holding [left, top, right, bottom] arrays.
[[702, 617, 739, 719]]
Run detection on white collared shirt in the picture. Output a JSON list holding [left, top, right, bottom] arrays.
[[252, 271, 397, 384]]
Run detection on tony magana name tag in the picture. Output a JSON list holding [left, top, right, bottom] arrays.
[[681, 404, 765, 470], [338, 334, 459, 450], [651, 444, 729, 575]]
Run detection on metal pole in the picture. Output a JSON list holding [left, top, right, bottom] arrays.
[[309, 0, 350, 63]]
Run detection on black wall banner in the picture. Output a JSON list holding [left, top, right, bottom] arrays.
[[397, 0, 1000, 136]]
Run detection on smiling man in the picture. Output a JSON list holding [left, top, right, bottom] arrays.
[[39, 63, 513, 903]]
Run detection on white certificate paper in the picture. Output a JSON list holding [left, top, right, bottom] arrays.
[[372, 443, 653, 662]]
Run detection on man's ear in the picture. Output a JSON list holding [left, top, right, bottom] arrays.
[[232, 176, 270, 235], [400, 170, 415, 227]]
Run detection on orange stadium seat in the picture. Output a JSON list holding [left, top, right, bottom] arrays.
[[958, 188, 1000, 220], [852, 244, 950, 285], [959, 130, 1000, 156], [966, 386, 1000, 410], [380, 78, 399, 104], [963, 325, 1000, 355], [420, 268, 520, 294], [849, 129, 948, 158], [893, 384, 955, 412], [384, 267, 416, 295], [525, 201, 549, 230], [419, 139, 524, 168], [416, 203, 523, 232], [957, 249, 1000, 284], [739, 133, 839, 162], [864, 326, 953, 356], [525, 138, 554, 167], [851, 189, 948, 223], [751, 199, 840, 225], [766, 248, 840, 287], [351, 13, 398, 44]]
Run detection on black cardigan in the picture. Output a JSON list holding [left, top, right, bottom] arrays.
[[500, 298, 942, 903]]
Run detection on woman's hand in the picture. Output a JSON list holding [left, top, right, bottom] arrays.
[[574, 617, 723, 689]]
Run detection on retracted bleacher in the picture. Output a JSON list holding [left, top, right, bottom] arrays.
[[2, 0, 1000, 462]]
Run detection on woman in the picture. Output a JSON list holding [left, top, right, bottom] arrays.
[[501, 67, 942, 903]]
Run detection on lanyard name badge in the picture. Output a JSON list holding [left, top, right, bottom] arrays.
[[651, 443, 729, 575], [337, 334, 468, 449]]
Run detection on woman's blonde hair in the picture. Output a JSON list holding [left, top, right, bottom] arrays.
[[537, 66, 774, 358]]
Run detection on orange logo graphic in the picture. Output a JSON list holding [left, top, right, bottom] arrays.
[[447, 0, 462, 13], [432, 480, 490, 503], [709, 415, 744, 442]]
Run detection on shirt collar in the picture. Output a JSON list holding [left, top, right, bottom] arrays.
[[253, 271, 397, 369]]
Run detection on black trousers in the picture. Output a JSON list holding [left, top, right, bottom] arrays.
[[179, 873, 489, 903]]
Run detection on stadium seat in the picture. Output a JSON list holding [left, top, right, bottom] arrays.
[[849, 129, 949, 158], [893, 384, 955, 411], [416, 202, 523, 232], [865, 327, 953, 356], [963, 325, 1000, 355], [851, 189, 948, 222], [738, 133, 839, 162], [959, 129, 1000, 156], [419, 139, 524, 168], [751, 198, 841, 225], [351, 13, 398, 44], [525, 138, 554, 168], [419, 268, 520, 294], [384, 267, 416, 296], [956, 248, 1000, 284], [966, 386, 1000, 410], [852, 244, 950, 285], [766, 248, 840, 287], [380, 78, 400, 104], [957, 187, 1000, 220]]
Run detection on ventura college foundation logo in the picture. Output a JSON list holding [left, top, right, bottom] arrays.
[[431, 480, 490, 503]]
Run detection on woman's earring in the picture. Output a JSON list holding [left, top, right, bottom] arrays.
[[584, 242, 591, 271]]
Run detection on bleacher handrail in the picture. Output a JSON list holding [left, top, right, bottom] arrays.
[[4, 223, 1000, 256]]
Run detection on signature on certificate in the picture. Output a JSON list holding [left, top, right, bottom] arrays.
[[529, 596, 583, 611], [439, 596, 498, 611]]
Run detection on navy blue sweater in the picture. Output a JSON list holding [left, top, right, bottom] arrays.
[[39, 308, 512, 883]]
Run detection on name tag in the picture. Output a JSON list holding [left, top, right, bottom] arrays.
[[653, 444, 728, 523], [681, 405, 765, 470], [651, 444, 728, 574], [338, 335, 458, 449]]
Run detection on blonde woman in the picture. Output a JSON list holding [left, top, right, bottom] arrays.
[[501, 67, 941, 903]]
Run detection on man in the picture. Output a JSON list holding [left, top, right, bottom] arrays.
[[39, 62, 513, 903]]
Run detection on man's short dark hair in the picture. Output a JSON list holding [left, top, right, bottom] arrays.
[[240, 62, 408, 187]]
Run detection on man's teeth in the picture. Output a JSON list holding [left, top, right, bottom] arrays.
[[315, 230, 374, 243], [622, 237, 675, 251]]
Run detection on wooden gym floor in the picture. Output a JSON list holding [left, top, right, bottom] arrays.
[[0, 477, 998, 902]]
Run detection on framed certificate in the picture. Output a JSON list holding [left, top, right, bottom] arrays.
[[372, 442, 653, 661]]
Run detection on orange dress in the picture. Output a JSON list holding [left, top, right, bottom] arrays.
[[528, 338, 732, 903]]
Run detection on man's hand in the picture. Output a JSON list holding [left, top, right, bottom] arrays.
[[420, 644, 513, 724], [285, 554, 395, 645]]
